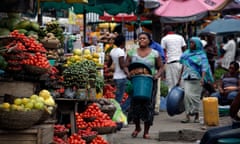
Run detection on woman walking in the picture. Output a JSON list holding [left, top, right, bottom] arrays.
[[124, 32, 164, 139], [178, 37, 214, 123]]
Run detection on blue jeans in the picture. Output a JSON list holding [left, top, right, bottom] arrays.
[[114, 78, 127, 109], [211, 91, 238, 104]]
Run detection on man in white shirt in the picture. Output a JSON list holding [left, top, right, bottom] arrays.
[[108, 35, 128, 111], [220, 35, 237, 70], [161, 25, 186, 91]]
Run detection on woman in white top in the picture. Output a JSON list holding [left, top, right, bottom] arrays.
[[108, 35, 128, 111]]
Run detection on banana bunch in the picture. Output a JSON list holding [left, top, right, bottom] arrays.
[[45, 21, 64, 45], [46, 20, 59, 32]]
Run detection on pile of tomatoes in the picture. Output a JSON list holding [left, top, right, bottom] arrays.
[[3, 30, 51, 74], [9, 30, 47, 53], [75, 103, 116, 129]]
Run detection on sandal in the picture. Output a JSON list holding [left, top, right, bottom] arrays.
[[131, 129, 141, 138], [143, 134, 150, 139], [181, 119, 190, 123]]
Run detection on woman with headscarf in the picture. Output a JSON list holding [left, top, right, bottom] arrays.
[[124, 32, 164, 139], [177, 37, 214, 123]]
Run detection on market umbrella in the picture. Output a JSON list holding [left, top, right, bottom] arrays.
[[222, 0, 240, 15], [154, 0, 232, 23], [199, 18, 240, 35], [99, 12, 148, 22]]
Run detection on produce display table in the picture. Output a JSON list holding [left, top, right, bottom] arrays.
[[55, 98, 95, 134], [0, 124, 54, 144]]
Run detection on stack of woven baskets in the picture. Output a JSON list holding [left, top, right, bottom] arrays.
[[0, 109, 44, 130]]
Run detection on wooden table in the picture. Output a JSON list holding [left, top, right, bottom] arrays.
[[55, 98, 95, 134], [0, 124, 54, 144]]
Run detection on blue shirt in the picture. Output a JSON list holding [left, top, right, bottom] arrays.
[[150, 41, 166, 64]]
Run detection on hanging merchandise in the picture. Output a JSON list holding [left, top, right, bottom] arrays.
[[0, 0, 38, 17], [68, 8, 76, 25]]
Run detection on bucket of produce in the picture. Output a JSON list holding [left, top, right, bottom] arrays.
[[128, 62, 152, 76], [131, 75, 153, 100]]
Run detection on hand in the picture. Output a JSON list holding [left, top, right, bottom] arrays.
[[153, 74, 159, 80], [176, 79, 181, 86], [200, 78, 204, 86]]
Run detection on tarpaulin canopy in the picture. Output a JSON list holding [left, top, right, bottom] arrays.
[[40, 0, 137, 16], [154, 0, 232, 23], [99, 12, 148, 22]]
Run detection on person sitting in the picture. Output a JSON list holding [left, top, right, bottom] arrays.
[[210, 61, 240, 105], [200, 92, 240, 144]]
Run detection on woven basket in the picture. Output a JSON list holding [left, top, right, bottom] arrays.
[[24, 65, 49, 75], [83, 117, 96, 122], [37, 110, 50, 124], [54, 130, 68, 138], [0, 109, 43, 130], [92, 126, 116, 134], [101, 108, 116, 119], [37, 106, 57, 124], [82, 133, 97, 143]]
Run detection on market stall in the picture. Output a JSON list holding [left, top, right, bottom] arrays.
[[0, 9, 121, 143]]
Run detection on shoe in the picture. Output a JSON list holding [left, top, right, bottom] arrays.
[[194, 119, 200, 123], [143, 134, 150, 139], [131, 129, 141, 138], [181, 119, 190, 123]]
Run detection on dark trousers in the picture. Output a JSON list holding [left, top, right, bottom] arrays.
[[152, 79, 158, 112], [200, 122, 240, 144]]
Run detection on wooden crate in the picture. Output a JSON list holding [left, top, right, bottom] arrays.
[[0, 124, 54, 144], [0, 81, 37, 97]]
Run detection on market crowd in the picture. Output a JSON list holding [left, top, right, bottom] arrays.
[[99, 24, 240, 142]]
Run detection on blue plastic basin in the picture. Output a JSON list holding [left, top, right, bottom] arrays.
[[166, 86, 185, 116]]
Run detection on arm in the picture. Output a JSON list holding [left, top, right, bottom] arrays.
[[119, 56, 125, 70], [200, 71, 206, 86], [123, 55, 131, 78], [154, 55, 164, 80], [230, 92, 240, 120], [107, 55, 113, 68], [177, 66, 184, 86], [218, 79, 224, 94]]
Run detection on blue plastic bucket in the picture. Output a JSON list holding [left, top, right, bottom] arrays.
[[48, 60, 56, 66], [218, 138, 240, 144], [131, 75, 153, 100]]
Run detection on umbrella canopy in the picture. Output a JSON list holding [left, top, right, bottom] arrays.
[[199, 18, 240, 35], [99, 12, 148, 22], [154, 0, 231, 23], [222, 0, 240, 15], [40, 0, 136, 16]]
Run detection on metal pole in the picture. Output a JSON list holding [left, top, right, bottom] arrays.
[[83, 9, 86, 44]]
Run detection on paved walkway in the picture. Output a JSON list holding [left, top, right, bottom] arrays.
[[109, 107, 232, 144]]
